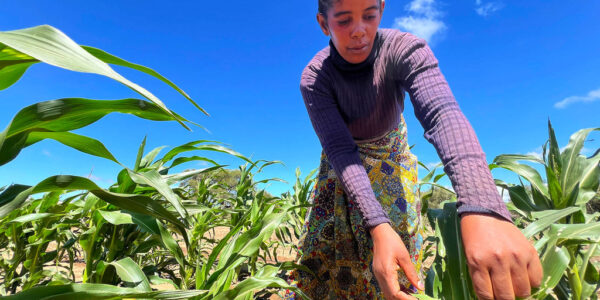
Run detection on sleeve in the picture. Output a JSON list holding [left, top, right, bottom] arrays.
[[300, 64, 391, 229], [394, 33, 513, 223]]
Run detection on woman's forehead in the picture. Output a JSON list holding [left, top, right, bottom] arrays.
[[330, 0, 381, 12]]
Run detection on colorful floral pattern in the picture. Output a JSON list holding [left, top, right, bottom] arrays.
[[284, 116, 425, 299]]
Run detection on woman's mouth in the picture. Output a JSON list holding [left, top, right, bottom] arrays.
[[347, 44, 369, 54]]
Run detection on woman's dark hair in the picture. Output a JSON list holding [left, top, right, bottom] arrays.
[[318, 0, 383, 17]]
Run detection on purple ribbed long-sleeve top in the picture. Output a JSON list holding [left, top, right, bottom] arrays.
[[300, 29, 512, 229]]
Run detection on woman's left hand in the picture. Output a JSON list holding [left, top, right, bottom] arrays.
[[460, 213, 543, 300]]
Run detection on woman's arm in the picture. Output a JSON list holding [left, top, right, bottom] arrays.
[[394, 32, 512, 222], [395, 32, 542, 300]]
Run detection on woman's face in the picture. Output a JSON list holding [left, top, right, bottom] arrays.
[[318, 0, 384, 64]]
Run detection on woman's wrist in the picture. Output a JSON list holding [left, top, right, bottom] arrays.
[[369, 222, 393, 241]]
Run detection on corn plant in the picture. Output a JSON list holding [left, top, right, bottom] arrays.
[[492, 121, 600, 299], [420, 121, 599, 300], [416, 162, 474, 299], [1, 138, 310, 299], [0, 24, 308, 299]]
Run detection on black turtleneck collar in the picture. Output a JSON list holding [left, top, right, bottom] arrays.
[[329, 31, 381, 73]]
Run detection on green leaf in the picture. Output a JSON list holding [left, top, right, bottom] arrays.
[[495, 181, 538, 213], [545, 164, 563, 207], [547, 120, 562, 178], [9, 212, 54, 224], [204, 213, 287, 291], [138, 146, 167, 170], [522, 207, 580, 238], [0, 44, 37, 90], [0, 175, 185, 232], [107, 257, 151, 291], [0, 25, 188, 128], [495, 154, 545, 165], [491, 158, 551, 204], [580, 243, 600, 299], [25, 131, 120, 164], [134, 136, 147, 172], [0, 98, 178, 166], [81, 45, 209, 117], [97, 210, 134, 225], [156, 220, 186, 269], [550, 222, 600, 244], [0, 183, 31, 207], [434, 202, 474, 299], [168, 156, 219, 169], [0, 61, 34, 90], [536, 245, 570, 299], [213, 275, 308, 300], [560, 127, 600, 199], [2, 283, 207, 299], [575, 150, 600, 206], [127, 169, 188, 221]]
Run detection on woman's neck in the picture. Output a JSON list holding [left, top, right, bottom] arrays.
[[329, 31, 381, 73]]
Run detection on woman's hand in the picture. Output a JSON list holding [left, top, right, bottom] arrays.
[[370, 222, 424, 300], [460, 213, 543, 300]]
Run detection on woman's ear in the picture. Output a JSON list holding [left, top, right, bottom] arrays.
[[316, 13, 330, 36]]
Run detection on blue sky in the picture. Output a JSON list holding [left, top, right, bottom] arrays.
[[0, 0, 598, 196]]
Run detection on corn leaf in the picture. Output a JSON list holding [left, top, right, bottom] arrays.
[[80, 45, 208, 117], [560, 128, 600, 199], [536, 245, 570, 299], [107, 257, 151, 292], [522, 207, 580, 238], [2, 283, 207, 299], [0, 25, 188, 128], [0, 98, 177, 166], [0, 175, 185, 232]]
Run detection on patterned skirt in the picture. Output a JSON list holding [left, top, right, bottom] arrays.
[[284, 115, 425, 299]]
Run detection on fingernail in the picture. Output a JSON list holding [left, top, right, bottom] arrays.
[[418, 280, 424, 290]]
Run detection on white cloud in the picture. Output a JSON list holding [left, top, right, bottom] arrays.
[[42, 150, 52, 157], [475, 1, 504, 17], [393, 0, 446, 44], [554, 88, 600, 109]]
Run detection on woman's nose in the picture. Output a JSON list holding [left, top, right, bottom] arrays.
[[351, 22, 366, 39]]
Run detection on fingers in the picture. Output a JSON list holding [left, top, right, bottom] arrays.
[[373, 259, 418, 300], [396, 252, 424, 291], [527, 248, 543, 288], [510, 263, 531, 299], [468, 267, 494, 300], [490, 262, 515, 300]]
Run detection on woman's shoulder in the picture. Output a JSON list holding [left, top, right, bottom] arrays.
[[300, 46, 334, 89], [378, 28, 428, 52]]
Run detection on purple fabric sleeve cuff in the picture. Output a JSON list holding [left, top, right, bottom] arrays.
[[365, 215, 391, 229], [456, 203, 513, 223]]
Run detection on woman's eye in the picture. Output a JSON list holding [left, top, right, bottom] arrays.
[[337, 19, 351, 26], [365, 15, 376, 20]]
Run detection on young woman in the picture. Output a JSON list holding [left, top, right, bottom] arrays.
[[285, 0, 543, 299]]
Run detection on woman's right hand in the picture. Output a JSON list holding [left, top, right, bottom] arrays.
[[370, 222, 424, 300]]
